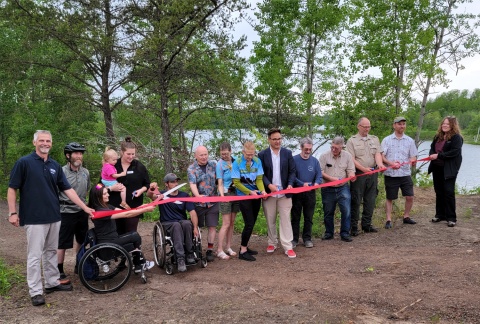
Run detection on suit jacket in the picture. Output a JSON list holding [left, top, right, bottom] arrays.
[[258, 147, 296, 198]]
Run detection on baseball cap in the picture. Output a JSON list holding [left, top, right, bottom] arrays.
[[394, 116, 406, 123], [163, 173, 181, 182]]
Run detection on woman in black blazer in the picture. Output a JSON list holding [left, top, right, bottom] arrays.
[[428, 116, 463, 227]]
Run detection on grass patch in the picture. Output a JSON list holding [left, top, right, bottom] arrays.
[[0, 258, 25, 297]]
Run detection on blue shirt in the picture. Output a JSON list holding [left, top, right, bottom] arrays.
[[9, 152, 71, 226], [216, 158, 235, 192], [293, 154, 322, 187], [159, 191, 195, 222], [231, 156, 264, 196]]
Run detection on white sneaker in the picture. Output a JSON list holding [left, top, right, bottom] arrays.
[[144, 261, 155, 271]]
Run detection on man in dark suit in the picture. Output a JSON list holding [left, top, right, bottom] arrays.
[[258, 128, 297, 258]]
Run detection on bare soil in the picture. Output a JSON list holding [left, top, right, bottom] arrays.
[[1, 187, 480, 324]]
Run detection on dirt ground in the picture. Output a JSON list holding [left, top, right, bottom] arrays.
[[1, 187, 479, 324]]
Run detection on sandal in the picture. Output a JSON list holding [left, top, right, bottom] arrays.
[[217, 251, 230, 260], [120, 202, 131, 210], [226, 248, 237, 257]]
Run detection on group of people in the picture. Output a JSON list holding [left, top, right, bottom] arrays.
[[7, 115, 463, 306]]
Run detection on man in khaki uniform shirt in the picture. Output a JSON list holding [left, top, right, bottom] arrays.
[[319, 137, 356, 242], [346, 117, 386, 235]]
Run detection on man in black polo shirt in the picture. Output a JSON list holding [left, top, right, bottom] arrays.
[[148, 173, 199, 273], [7, 130, 94, 306]]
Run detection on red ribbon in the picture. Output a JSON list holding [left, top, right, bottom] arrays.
[[92, 157, 431, 219]]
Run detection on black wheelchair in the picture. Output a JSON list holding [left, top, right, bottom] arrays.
[[152, 221, 207, 275], [77, 229, 148, 293]]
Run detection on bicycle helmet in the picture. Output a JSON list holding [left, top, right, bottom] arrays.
[[64, 142, 86, 156]]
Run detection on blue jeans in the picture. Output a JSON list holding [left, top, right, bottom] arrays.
[[321, 185, 351, 237]]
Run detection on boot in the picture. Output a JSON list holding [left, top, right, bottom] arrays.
[[132, 251, 145, 273]]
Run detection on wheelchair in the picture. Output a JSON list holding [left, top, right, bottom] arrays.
[[152, 221, 207, 275], [77, 229, 148, 293]]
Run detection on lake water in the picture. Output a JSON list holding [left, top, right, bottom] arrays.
[[188, 131, 480, 190]]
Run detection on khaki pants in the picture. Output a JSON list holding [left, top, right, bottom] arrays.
[[263, 196, 293, 251]]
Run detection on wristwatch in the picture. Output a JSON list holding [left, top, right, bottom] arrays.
[[8, 212, 17, 217]]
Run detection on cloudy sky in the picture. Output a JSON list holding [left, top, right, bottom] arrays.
[[233, 2, 480, 98]]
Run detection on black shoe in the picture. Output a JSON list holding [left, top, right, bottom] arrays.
[[341, 235, 353, 242], [363, 226, 378, 233], [59, 272, 67, 280], [45, 283, 73, 294], [350, 229, 359, 237], [385, 221, 392, 229], [186, 254, 196, 265], [321, 233, 333, 240], [74, 264, 78, 275], [177, 258, 187, 272], [291, 240, 298, 248], [448, 221, 456, 227], [431, 217, 445, 223], [206, 250, 215, 262], [403, 217, 416, 224], [239, 251, 256, 261], [246, 247, 258, 255], [31, 294, 45, 306]]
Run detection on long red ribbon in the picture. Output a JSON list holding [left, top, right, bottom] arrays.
[[92, 157, 431, 219]]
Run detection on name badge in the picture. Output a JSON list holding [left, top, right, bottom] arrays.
[[127, 171, 134, 174]]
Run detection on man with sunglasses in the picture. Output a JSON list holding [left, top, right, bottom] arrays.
[[148, 173, 199, 272], [291, 137, 322, 248], [346, 117, 386, 235]]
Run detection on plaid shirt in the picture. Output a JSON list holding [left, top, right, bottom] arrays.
[[187, 160, 217, 207]]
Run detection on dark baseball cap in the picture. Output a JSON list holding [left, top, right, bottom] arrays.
[[163, 173, 181, 182]]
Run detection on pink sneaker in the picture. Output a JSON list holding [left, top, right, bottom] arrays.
[[285, 249, 296, 258], [266, 245, 276, 253]]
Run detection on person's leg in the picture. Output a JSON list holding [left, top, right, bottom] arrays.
[[226, 212, 237, 252], [290, 194, 302, 243], [217, 213, 230, 255], [302, 190, 316, 242], [57, 213, 74, 275], [384, 176, 398, 223], [114, 231, 142, 249], [432, 166, 447, 220], [400, 176, 415, 219], [124, 217, 140, 233], [240, 200, 254, 252], [444, 177, 457, 222], [180, 220, 194, 254], [278, 197, 294, 251], [43, 221, 62, 289], [162, 222, 185, 259], [263, 197, 278, 247], [338, 186, 351, 237], [74, 212, 89, 253], [321, 188, 336, 236], [25, 224, 47, 296], [349, 176, 364, 232], [362, 173, 378, 229]]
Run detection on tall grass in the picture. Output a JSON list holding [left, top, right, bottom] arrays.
[[0, 258, 25, 297]]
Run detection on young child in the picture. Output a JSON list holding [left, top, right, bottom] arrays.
[[101, 148, 130, 209]]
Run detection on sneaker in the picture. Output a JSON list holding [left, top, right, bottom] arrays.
[[350, 229, 359, 237], [59, 272, 67, 280], [291, 240, 298, 248], [432, 217, 446, 223], [448, 221, 456, 227], [266, 245, 277, 253], [321, 233, 333, 240], [31, 294, 45, 306], [144, 260, 155, 271], [186, 254, 196, 265], [134, 264, 142, 274], [362, 226, 378, 233], [403, 217, 416, 224], [285, 250, 296, 258], [247, 247, 258, 255], [206, 250, 215, 262], [304, 240, 314, 248], [239, 251, 256, 261], [385, 221, 392, 229], [177, 258, 187, 272], [341, 235, 353, 242], [45, 283, 73, 294]]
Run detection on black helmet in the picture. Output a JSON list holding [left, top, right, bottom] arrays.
[[64, 142, 86, 156]]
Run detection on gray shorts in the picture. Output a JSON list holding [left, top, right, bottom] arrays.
[[195, 203, 219, 227], [219, 192, 240, 214]]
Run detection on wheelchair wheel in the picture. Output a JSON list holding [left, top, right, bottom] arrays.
[[153, 222, 166, 268], [79, 243, 132, 294]]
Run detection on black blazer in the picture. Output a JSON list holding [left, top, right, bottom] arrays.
[[258, 147, 296, 198], [428, 133, 463, 179]]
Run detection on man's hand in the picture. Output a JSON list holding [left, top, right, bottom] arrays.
[[9, 214, 19, 227], [193, 227, 199, 238], [84, 208, 95, 218], [268, 184, 278, 192]]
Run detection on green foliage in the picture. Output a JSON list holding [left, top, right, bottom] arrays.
[[0, 258, 25, 297]]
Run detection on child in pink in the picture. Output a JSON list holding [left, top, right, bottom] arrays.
[[101, 148, 130, 209]]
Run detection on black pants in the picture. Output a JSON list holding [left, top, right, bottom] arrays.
[[291, 190, 316, 242], [162, 220, 194, 259], [115, 217, 140, 236], [240, 199, 261, 247], [431, 164, 457, 222], [108, 231, 142, 250]]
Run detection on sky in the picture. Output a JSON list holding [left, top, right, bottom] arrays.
[[232, 1, 480, 98]]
